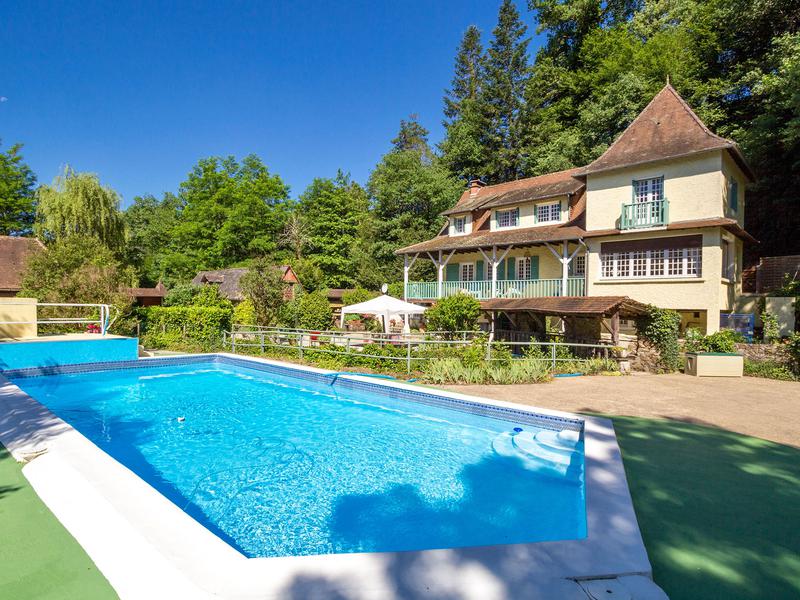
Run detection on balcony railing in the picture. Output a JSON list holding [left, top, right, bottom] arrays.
[[405, 277, 586, 301], [620, 198, 669, 229]]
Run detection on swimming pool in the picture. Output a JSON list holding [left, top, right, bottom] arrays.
[[9, 357, 586, 558]]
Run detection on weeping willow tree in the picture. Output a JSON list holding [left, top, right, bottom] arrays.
[[35, 166, 125, 251]]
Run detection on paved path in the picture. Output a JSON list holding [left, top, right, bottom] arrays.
[[443, 373, 800, 447]]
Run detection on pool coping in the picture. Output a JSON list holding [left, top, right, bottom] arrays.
[[0, 353, 653, 599]]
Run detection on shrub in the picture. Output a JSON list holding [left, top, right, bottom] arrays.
[[341, 287, 378, 306], [788, 333, 800, 373], [192, 285, 233, 309], [635, 305, 681, 371], [744, 359, 798, 381], [295, 290, 333, 330], [139, 305, 232, 349], [241, 258, 289, 325], [761, 311, 780, 343], [233, 298, 257, 326], [685, 329, 742, 353], [423, 357, 551, 385], [163, 283, 198, 307], [425, 293, 481, 335]]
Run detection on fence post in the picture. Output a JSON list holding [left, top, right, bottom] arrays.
[[551, 343, 556, 371], [232, 333, 237, 354], [406, 337, 412, 374], [298, 333, 304, 359], [260, 333, 265, 353]]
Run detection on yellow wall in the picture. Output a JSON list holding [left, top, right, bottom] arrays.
[[585, 152, 724, 231], [721, 152, 747, 227], [0, 297, 37, 339], [586, 227, 730, 333], [440, 245, 581, 280]]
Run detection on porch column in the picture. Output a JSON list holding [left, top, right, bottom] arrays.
[[437, 250, 444, 299], [610, 311, 620, 345], [403, 254, 409, 301], [491, 246, 498, 298], [562, 241, 569, 297]]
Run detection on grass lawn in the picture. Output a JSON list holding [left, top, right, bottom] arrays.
[[0, 445, 117, 600], [610, 416, 800, 600]]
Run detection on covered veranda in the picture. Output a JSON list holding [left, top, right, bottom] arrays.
[[480, 296, 648, 346]]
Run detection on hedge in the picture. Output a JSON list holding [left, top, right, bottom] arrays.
[[139, 305, 232, 349]]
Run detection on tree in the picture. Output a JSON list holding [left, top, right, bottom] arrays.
[[480, 0, 531, 182], [278, 211, 312, 261], [367, 121, 463, 285], [441, 26, 490, 180], [123, 192, 182, 285], [425, 293, 481, 334], [35, 166, 125, 251], [297, 172, 370, 288], [0, 141, 37, 235], [19, 235, 137, 333], [169, 155, 290, 275], [391, 115, 430, 153], [240, 258, 288, 326], [282, 289, 333, 330]]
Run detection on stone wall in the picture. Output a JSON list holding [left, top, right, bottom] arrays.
[[735, 343, 790, 364]]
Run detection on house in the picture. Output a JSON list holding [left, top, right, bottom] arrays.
[[123, 282, 167, 307], [191, 266, 299, 301], [0, 236, 45, 297], [396, 85, 755, 338]]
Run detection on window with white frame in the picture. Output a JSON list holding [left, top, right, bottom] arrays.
[[633, 177, 664, 203], [569, 255, 586, 276], [517, 257, 531, 280], [496, 207, 519, 228], [460, 263, 475, 281], [453, 216, 466, 234], [600, 247, 702, 279], [486, 261, 493, 280], [536, 201, 560, 223]]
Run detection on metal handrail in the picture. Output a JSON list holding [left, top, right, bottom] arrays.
[[0, 302, 114, 335]]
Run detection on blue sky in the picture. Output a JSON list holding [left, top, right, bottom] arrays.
[[1, 1, 543, 207]]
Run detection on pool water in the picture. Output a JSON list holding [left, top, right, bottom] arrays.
[[11, 361, 586, 557]]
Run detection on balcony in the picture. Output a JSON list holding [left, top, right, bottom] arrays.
[[405, 277, 586, 301], [620, 198, 669, 230]]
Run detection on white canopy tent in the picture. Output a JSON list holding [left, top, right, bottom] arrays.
[[339, 294, 426, 333]]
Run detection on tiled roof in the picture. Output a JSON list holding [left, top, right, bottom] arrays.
[[192, 266, 296, 301], [442, 168, 584, 216], [579, 85, 754, 181], [0, 236, 45, 292], [395, 224, 587, 255], [583, 217, 757, 243], [124, 282, 166, 298], [480, 296, 648, 317]]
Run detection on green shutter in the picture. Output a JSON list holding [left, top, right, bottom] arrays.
[[446, 263, 459, 281], [530, 256, 539, 280], [476, 260, 484, 280], [497, 259, 505, 280], [731, 181, 738, 211], [506, 257, 516, 280]]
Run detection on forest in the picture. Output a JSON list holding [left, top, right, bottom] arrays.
[[2, 0, 798, 297]]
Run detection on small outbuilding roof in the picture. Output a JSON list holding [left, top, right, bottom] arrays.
[[0, 236, 45, 293], [192, 266, 297, 301], [480, 296, 648, 317]]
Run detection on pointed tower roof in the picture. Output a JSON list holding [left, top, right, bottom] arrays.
[[581, 85, 754, 181]]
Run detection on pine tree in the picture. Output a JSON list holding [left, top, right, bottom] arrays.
[[391, 115, 430, 153], [443, 25, 484, 123], [480, 0, 530, 183]]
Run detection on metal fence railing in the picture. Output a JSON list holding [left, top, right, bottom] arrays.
[[0, 302, 115, 336], [223, 326, 615, 373]]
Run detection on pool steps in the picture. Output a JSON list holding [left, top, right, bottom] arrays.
[[491, 428, 583, 481]]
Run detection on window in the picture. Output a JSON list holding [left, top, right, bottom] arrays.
[[600, 247, 701, 279], [722, 239, 735, 280], [536, 201, 560, 223], [569, 255, 586, 276], [486, 261, 493, 280], [460, 263, 474, 281], [728, 179, 739, 212], [453, 216, 466, 234], [633, 177, 664, 203], [517, 257, 531, 280], [496, 208, 519, 228]]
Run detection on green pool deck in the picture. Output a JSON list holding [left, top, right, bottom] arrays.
[[0, 445, 117, 600], [611, 416, 800, 600]]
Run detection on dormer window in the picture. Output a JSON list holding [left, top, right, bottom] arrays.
[[496, 208, 519, 228], [453, 216, 466, 234], [536, 201, 561, 223]]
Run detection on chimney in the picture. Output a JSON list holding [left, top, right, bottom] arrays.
[[468, 178, 485, 197]]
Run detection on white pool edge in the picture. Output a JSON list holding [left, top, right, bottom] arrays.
[[0, 353, 654, 600]]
